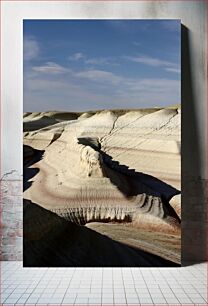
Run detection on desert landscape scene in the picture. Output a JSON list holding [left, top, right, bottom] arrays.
[[23, 19, 181, 266], [23, 105, 181, 266]]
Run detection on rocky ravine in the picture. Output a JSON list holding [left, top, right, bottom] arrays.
[[23, 106, 181, 266]]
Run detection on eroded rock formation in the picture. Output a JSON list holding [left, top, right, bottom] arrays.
[[23, 107, 181, 264]]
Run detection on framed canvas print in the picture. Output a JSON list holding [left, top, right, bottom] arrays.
[[23, 19, 181, 267]]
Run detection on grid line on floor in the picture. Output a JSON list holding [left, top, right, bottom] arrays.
[[0, 262, 207, 305]]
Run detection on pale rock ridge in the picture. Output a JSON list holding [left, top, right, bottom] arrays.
[[79, 144, 105, 178], [24, 107, 181, 233]]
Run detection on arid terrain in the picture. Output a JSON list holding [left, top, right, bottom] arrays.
[[23, 106, 181, 266]]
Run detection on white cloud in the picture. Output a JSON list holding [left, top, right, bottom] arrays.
[[68, 53, 116, 66], [125, 54, 180, 74], [24, 37, 39, 61], [24, 71, 113, 111], [115, 77, 180, 107], [126, 55, 174, 67], [68, 52, 85, 61], [165, 67, 180, 74], [124, 78, 179, 93], [24, 63, 180, 111], [32, 62, 69, 74], [76, 69, 121, 84]]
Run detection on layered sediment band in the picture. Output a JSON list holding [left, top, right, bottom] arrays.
[[24, 107, 181, 232]]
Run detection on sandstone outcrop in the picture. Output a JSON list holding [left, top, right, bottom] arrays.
[[24, 106, 181, 265]]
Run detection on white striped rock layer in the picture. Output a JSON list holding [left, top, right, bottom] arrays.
[[24, 107, 181, 233]]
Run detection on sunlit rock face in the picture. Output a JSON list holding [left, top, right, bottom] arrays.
[[24, 107, 181, 260]]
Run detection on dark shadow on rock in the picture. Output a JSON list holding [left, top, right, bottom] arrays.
[[23, 145, 44, 192], [77, 137, 181, 224], [23, 200, 180, 267], [181, 25, 207, 265], [23, 116, 58, 132], [101, 150, 180, 200], [23, 168, 39, 191]]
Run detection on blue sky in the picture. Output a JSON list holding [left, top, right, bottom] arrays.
[[23, 20, 180, 112]]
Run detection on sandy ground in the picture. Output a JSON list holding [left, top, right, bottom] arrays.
[[86, 222, 180, 264]]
